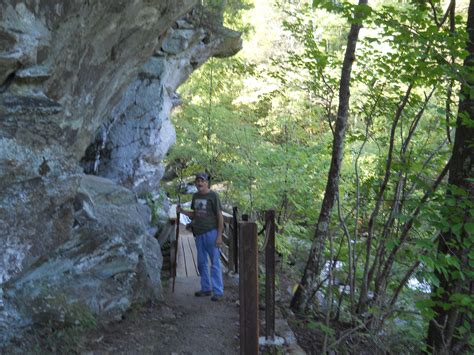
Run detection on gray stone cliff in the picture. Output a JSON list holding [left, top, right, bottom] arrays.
[[0, 0, 241, 343]]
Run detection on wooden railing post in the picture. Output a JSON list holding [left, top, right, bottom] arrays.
[[265, 210, 276, 340], [172, 211, 180, 292], [232, 206, 239, 273], [169, 220, 176, 279], [239, 221, 259, 355]]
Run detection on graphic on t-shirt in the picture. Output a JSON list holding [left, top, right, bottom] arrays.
[[195, 198, 208, 217]]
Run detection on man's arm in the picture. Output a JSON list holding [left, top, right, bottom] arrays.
[[176, 205, 194, 218]]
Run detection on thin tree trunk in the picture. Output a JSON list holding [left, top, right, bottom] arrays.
[[322, 229, 335, 353], [357, 82, 413, 314], [291, 0, 368, 313], [350, 90, 380, 318], [445, 0, 456, 145], [427, 1, 474, 352], [337, 192, 356, 318], [358, 0, 455, 314], [369, 88, 434, 302], [375, 160, 450, 296]]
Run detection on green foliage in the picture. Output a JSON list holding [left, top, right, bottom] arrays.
[[168, 0, 472, 352], [421, 185, 474, 345], [145, 191, 168, 225]]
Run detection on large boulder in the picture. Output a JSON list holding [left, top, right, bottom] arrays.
[[0, 0, 241, 344], [1, 175, 161, 342]]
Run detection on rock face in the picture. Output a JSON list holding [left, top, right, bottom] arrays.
[[81, 16, 241, 195], [0, 0, 241, 344]]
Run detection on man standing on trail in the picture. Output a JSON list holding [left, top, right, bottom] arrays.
[[176, 172, 224, 301]]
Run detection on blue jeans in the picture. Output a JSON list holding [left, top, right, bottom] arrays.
[[195, 229, 224, 296]]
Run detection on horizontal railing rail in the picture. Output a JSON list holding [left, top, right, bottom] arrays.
[[167, 205, 239, 276]]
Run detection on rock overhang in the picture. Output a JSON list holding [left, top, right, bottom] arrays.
[[0, 0, 242, 345]]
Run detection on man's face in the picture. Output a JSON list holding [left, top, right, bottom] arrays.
[[195, 178, 209, 193]]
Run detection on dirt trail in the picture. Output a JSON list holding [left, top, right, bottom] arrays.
[[1, 262, 305, 354], [83, 274, 240, 354]]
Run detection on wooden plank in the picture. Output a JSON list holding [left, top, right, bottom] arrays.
[[176, 230, 186, 277], [232, 206, 239, 273], [239, 222, 259, 355], [170, 239, 176, 276], [172, 213, 180, 292], [221, 244, 229, 257], [220, 243, 229, 267], [265, 210, 276, 340], [183, 236, 193, 277], [175, 229, 199, 277], [222, 232, 230, 244], [186, 234, 199, 276], [183, 234, 197, 277]]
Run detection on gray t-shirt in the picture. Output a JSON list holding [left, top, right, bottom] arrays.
[[191, 190, 222, 236]]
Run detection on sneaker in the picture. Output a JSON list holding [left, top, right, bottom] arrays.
[[211, 295, 223, 302], [194, 290, 211, 297]]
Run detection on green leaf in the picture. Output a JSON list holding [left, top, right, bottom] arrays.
[[452, 223, 464, 237], [415, 299, 436, 318], [449, 293, 474, 308], [307, 320, 318, 330], [465, 223, 474, 235], [416, 239, 434, 249], [354, 4, 372, 22]]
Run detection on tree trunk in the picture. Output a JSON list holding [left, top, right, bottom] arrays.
[[427, 1, 474, 353], [290, 0, 368, 313]]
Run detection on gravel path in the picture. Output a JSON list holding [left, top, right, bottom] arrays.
[[83, 274, 240, 354]]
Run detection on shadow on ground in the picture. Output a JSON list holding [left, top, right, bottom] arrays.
[[82, 274, 240, 354]]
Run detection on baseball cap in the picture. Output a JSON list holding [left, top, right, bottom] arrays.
[[195, 172, 209, 181]]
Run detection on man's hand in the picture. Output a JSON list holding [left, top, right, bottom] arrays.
[[216, 233, 223, 247]]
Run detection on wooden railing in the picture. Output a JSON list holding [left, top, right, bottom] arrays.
[[239, 210, 278, 354], [160, 206, 280, 353], [163, 205, 239, 279], [221, 208, 238, 273], [156, 212, 177, 277]]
